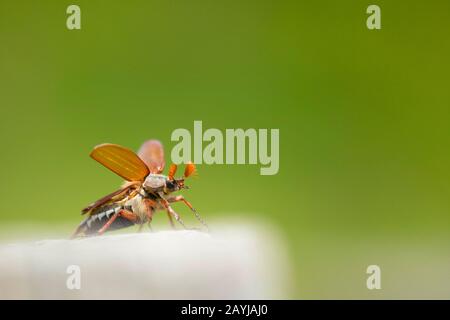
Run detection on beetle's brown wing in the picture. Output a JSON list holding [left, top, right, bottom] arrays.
[[81, 183, 137, 215], [137, 140, 165, 174], [90, 143, 150, 181]]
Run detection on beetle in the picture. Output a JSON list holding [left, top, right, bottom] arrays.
[[72, 140, 207, 238]]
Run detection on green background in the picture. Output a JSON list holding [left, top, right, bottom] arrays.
[[1, 0, 450, 298]]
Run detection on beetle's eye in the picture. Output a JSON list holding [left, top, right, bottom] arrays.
[[166, 180, 175, 188]]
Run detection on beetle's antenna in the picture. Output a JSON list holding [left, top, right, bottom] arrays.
[[168, 164, 177, 180], [184, 162, 196, 178]]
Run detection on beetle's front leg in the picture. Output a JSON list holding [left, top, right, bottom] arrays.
[[167, 195, 209, 230], [166, 211, 175, 228], [159, 197, 187, 229]]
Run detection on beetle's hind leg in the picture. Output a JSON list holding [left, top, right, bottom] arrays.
[[98, 211, 120, 235], [98, 209, 138, 235]]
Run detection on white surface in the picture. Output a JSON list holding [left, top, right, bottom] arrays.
[[0, 227, 289, 299]]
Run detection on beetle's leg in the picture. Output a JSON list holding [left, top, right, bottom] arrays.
[[166, 211, 175, 228], [98, 212, 120, 235], [160, 198, 187, 229], [118, 208, 139, 222], [98, 208, 138, 235], [168, 195, 209, 230], [143, 199, 155, 232]]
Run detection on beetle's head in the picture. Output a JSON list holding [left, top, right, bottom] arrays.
[[164, 163, 196, 193], [164, 178, 186, 193]]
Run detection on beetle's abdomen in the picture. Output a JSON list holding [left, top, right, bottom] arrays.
[[80, 205, 135, 236]]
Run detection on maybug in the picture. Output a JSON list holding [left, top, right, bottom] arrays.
[[72, 140, 207, 238]]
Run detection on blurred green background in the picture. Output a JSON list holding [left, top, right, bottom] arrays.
[[1, 0, 450, 298]]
